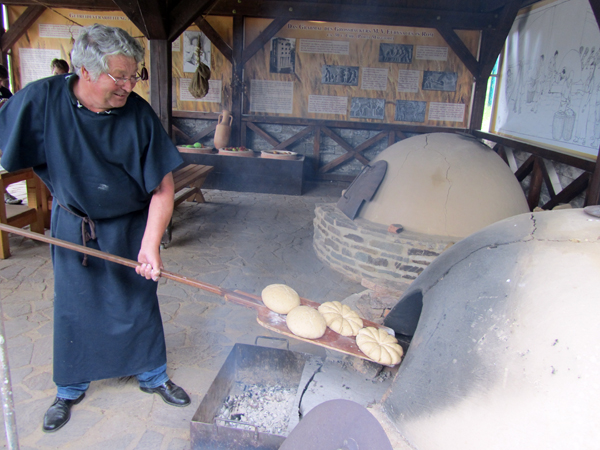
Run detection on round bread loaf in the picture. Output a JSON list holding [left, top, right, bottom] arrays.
[[356, 327, 403, 365], [261, 284, 301, 314], [286, 305, 327, 339], [317, 301, 364, 336]]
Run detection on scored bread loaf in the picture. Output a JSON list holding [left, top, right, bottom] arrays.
[[317, 301, 363, 336], [356, 327, 403, 365]]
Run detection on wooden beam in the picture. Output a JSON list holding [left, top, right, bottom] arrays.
[[0, 5, 45, 53], [246, 121, 280, 147], [274, 125, 316, 150], [189, 123, 217, 143], [436, 25, 479, 77], [168, 0, 219, 43], [209, 1, 498, 30], [149, 39, 172, 132], [514, 154, 535, 181], [527, 157, 544, 210], [0, 0, 115, 10], [196, 17, 232, 63], [473, 131, 596, 172], [313, 126, 321, 172], [543, 172, 590, 210], [470, 0, 521, 130], [112, 0, 147, 37], [588, 0, 600, 30], [319, 126, 370, 173], [242, 17, 288, 66], [230, 14, 243, 147], [586, 152, 600, 205]]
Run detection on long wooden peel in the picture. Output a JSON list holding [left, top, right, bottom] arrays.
[[0, 223, 264, 311], [0, 223, 399, 366]]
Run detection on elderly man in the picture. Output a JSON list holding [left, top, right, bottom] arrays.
[[0, 24, 190, 433]]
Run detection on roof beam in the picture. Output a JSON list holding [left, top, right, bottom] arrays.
[[112, 0, 167, 39], [195, 16, 232, 63], [168, 0, 220, 42], [209, 0, 498, 30], [0, 5, 45, 53]]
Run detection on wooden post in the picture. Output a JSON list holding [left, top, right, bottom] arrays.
[[470, 75, 487, 131], [230, 15, 244, 147], [149, 39, 172, 133], [527, 157, 544, 210], [586, 150, 600, 205]]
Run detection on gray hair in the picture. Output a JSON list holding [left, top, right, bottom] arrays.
[[71, 24, 144, 81]]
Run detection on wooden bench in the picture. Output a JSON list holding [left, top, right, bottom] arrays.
[[162, 163, 214, 248], [0, 168, 45, 259]]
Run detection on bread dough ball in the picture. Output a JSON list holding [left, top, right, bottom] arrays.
[[356, 327, 403, 365], [286, 305, 327, 339], [318, 301, 364, 336], [261, 284, 301, 314]]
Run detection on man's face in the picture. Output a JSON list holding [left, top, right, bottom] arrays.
[[87, 54, 138, 111]]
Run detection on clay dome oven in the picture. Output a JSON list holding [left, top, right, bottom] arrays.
[[313, 132, 529, 292]]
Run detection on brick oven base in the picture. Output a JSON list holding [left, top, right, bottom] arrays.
[[313, 204, 455, 292]]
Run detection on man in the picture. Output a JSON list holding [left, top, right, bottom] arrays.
[[0, 24, 190, 433], [50, 58, 70, 75], [0, 64, 22, 205]]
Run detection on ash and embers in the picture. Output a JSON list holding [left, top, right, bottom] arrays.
[[216, 382, 297, 436]]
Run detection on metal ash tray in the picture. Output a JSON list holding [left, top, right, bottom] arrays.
[[191, 341, 321, 450]]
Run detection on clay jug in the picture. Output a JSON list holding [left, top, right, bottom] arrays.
[[214, 110, 233, 149]]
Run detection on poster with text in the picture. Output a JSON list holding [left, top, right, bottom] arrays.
[[244, 18, 478, 125]]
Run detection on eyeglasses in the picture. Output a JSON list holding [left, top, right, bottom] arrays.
[[106, 73, 141, 86]]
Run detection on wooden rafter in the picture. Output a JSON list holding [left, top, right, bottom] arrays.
[[436, 24, 479, 77], [208, 1, 499, 30], [0, 5, 45, 53], [241, 17, 289, 66], [112, 0, 167, 39], [168, 0, 219, 42], [196, 17, 232, 63]]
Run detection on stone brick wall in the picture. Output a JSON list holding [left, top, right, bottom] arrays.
[[313, 203, 455, 291]]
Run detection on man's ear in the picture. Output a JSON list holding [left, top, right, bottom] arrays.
[[80, 66, 92, 82]]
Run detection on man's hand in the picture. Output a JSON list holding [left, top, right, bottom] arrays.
[[136, 247, 162, 282]]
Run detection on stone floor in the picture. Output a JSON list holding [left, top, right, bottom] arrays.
[[0, 182, 412, 450]]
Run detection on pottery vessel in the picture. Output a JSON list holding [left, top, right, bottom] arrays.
[[214, 110, 233, 149]]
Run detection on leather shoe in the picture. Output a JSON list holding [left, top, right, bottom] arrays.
[[140, 380, 191, 407], [42, 393, 85, 433]]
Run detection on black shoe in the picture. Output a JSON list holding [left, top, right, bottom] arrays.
[[140, 380, 191, 407], [4, 193, 22, 205], [42, 393, 85, 433]]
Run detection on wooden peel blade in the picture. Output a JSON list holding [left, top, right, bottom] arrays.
[[0, 223, 400, 366]]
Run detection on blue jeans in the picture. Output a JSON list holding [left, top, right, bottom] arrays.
[[56, 363, 169, 400]]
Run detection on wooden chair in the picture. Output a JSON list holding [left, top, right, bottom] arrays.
[[0, 168, 45, 259]]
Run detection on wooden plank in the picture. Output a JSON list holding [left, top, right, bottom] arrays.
[[246, 121, 280, 147], [273, 125, 316, 150], [543, 172, 590, 210], [208, 0, 497, 30], [514, 154, 535, 182], [189, 123, 217, 143], [472, 131, 596, 172], [0, 6, 45, 53], [168, 0, 220, 43], [436, 24, 479, 76], [149, 39, 172, 132], [231, 15, 244, 147], [586, 151, 600, 205], [237, 290, 400, 367], [313, 126, 321, 172], [527, 157, 543, 210], [241, 17, 289, 66], [196, 16, 233, 63]]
